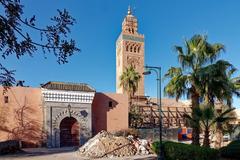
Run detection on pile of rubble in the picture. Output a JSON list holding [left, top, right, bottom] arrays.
[[77, 130, 152, 159]]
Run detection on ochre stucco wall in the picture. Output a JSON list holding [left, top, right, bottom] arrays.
[[92, 93, 129, 135], [0, 87, 129, 146], [0, 87, 44, 147]]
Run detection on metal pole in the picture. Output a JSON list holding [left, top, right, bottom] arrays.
[[145, 66, 164, 160], [158, 67, 164, 160], [156, 69, 160, 159]]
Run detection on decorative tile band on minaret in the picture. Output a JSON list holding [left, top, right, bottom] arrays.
[[116, 7, 145, 96]]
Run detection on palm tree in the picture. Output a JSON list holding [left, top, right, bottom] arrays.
[[234, 78, 240, 89], [197, 61, 240, 148], [214, 104, 238, 148], [184, 104, 236, 148], [164, 34, 225, 145], [120, 65, 141, 106], [197, 60, 240, 106], [120, 65, 141, 127]]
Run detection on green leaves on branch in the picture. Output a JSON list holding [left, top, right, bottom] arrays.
[[0, 0, 80, 85], [0, 64, 15, 87]]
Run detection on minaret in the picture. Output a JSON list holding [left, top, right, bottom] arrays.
[[116, 6, 145, 95]]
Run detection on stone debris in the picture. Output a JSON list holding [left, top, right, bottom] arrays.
[[136, 139, 149, 155], [77, 130, 152, 159]]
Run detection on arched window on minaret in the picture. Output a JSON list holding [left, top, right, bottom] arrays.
[[126, 44, 129, 51], [134, 46, 137, 53], [132, 28, 134, 34], [130, 46, 133, 52], [138, 46, 141, 53]]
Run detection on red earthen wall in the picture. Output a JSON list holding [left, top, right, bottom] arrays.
[[0, 87, 44, 147], [0, 87, 129, 146], [92, 93, 129, 134]]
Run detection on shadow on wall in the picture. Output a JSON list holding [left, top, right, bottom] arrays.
[[0, 96, 46, 148], [92, 93, 118, 135]]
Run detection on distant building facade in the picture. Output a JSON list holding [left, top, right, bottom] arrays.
[[116, 7, 145, 96]]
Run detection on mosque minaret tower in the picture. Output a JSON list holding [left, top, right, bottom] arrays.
[[116, 6, 145, 96]]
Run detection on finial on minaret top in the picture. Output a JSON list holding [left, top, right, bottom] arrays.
[[122, 5, 138, 34], [127, 5, 132, 15]]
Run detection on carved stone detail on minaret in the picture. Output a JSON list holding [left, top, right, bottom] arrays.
[[127, 56, 140, 68], [125, 41, 141, 53]]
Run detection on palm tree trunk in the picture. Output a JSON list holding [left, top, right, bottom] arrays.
[[214, 123, 223, 148], [191, 93, 200, 146], [128, 91, 136, 127], [128, 93, 132, 127], [203, 127, 210, 147], [129, 96, 132, 110]]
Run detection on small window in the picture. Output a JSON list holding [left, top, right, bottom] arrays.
[[109, 101, 113, 107], [4, 96, 8, 103], [134, 46, 137, 53], [130, 46, 133, 52], [138, 46, 141, 53]]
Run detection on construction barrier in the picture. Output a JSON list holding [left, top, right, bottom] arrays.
[[178, 127, 192, 141]]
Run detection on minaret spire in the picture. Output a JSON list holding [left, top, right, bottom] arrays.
[[128, 5, 132, 15], [122, 5, 138, 34]]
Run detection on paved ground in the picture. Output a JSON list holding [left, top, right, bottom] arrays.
[[0, 147, 157, 160]]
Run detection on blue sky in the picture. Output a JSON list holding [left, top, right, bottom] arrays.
[[2, 0, 240, 107]]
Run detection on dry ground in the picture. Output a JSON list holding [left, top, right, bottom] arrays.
[[0, 147, 157, 160]]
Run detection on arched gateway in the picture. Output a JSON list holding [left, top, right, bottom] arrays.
[[60, 117, 79, 147], [41, 81, 95, 148]]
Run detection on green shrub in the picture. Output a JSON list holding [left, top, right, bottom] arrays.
[[151, 141, 219, 160], [220, 140, 240, 159], [151, 141, 161, 155]]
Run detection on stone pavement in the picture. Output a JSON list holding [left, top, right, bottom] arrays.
[[0, 147, 157, 160]]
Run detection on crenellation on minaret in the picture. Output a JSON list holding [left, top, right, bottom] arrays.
[[116, 7, 145, 96]]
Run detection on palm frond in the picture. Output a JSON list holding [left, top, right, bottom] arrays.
[[120, 65, 141, 97]]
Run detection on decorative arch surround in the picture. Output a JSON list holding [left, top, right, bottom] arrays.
[[52, 109, 87, 129], [49, 108, 91, 148], [42, 83, 94, 148]]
